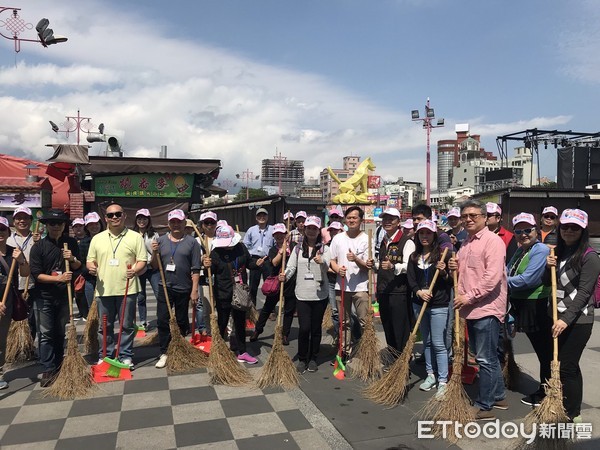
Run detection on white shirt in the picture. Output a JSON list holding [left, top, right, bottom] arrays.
[[329, 231, 369, 292]]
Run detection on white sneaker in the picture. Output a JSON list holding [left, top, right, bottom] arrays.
[[121, 358, 134, 369], [155, 354, 168, 369], [96, 358, 104, 365]]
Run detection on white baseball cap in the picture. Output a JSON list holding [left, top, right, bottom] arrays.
[[136, 208, 151, 217], [84, 212, 101, 226], [486, 202, 502, 215], [560, 209, 588, 229], [273, 223, 287, 234], [13, 206, 33, 217], [447, 207, 461, 218], [542, 206, 558, 217], [168, 209, 186, 221], [305, 216, 321, 228], [512, 212, 536, 228], [295, 211, 307, 220], [72, 218, 85, 226], [380, 208, 401, 219], [200, 211, 217, 222], [416, 220, 437, 233]]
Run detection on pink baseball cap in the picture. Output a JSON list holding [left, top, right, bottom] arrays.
[[217, 219, 229, 228], [512, 212, 536, 228], [328, 207, 343, 217], [200, 211, 217, 222], [13, 206, 32, 217], [213, 225, 236, 248], [295, 211, 307, 219], [486, 202, 502, 215], [72, 218, 85, 226], [305, 216, 321, 228], [416, 220, 437, 233], [402, 219, 414, 229], [447, 207, 461, 218], [136, 208, 151, 217], [168, 209, 186, 221], [0, 217, 9, 228], [542, 206, 558, 217], [560, 209, 588, 229], [328, 221, 343, 231], [84, 212, 101, 226], [283, 212, 294, 220], [273, 223, 287, 234]]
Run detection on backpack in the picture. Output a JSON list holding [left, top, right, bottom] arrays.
[[583, 247, 600, 308]]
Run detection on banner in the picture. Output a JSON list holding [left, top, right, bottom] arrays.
[[367, 176, 381, 189], [0, 192, 43, 209], [95, 174, 194, 198]]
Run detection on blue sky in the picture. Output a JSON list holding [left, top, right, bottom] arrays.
[[1, 0, 598, 191]]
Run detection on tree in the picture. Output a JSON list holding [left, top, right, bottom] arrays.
[[446, 196, 456, 208], [234, 188, 269, 201]]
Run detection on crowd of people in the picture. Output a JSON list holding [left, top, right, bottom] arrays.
[[0, 200, 598, 425]]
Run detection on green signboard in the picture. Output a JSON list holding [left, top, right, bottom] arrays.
[[95, 174, 194, 198]]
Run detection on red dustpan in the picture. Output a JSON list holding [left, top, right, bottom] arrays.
[[189, 307, 212, 354]]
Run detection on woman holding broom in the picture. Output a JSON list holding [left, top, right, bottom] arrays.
[[0, 216, 30, 389], [407, 219, 452, 398], [505, 213, 551, 407], [133, 209, 160, 330], [545, 208, 600, 422], [281, 216, 331, 374], [78, 213, 103, 315], [251, 223, 297, 346]]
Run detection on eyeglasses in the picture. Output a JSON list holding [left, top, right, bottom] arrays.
[[106, 211, 123, 219], [560, 224, 582, 231], [46, 220, 63, 226], [514, 228, 534, 236], [543, 215, 557, 219], [460, 213, 485, 220]]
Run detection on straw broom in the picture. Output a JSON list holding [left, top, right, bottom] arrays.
[[502, 322, 521, 390], [351, 229, 382, 382], [364, 248, 448, 406], [257, 215, 299, 389], [419, 255, 474, 443], [155, 252, 208, 374], [322, 303, 334, 332], [195, 231, 252, 386], [83, 297, 99, 355], [44, 244, 95, 399], [515, 248, 569, 450], [6, 222, 38, 363]]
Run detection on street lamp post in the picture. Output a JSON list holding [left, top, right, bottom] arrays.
[[0, 7, 67, 53], [236, 170, 259, 200], [412, 98, 444, 206], [49, 110, 97, 145]]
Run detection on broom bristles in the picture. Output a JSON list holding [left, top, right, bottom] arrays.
[[322, 304, 334, 333], [247, 304, 259, 324], [208, 314, 252, 386], [351, 313, 382, 382], [5, 320, 35, 364], [166, 317, 208, 374], [514, 361, 570, 449], [363, 334, 415, 406], [257, 325, 299, 389], [502, 336, 521, 391], [83, 298, 99, 355], [43, 324, 95, 399], [135, 331, 159, 347]]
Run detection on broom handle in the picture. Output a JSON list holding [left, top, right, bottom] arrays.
[[338, 277, 346, 357], [276, 213, 291, 327], [367, 228, 373, 311], [0, 258, 18, 307], [63, 243, 75, 323], [452, 252, 460, 348], [410, 248, 449, 339], [102, 314, 108, 358], [190, 223, 215, 313], [22, 221, 40, 299], [113, 264, 131, 359], [156, 251, 175, 317], [550, 247, 559, 362]]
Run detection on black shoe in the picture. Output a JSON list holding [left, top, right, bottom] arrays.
[[282, 336, 289, 346], [307, 360, 318, 372], [297, 361, 307, 374], [521, 393, 544, 407], [39, 371, 56, 388], [249, 331, 260, 342]]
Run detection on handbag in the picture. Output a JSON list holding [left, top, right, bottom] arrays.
[[228, 263, 253, 312], [74, 274, 86, 294], [261, 275, 280, 296]]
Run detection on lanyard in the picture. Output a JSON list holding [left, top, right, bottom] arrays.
[[13, 232, 32, 251], [109, 229, 127, 259], [168, 234, 182, 263]]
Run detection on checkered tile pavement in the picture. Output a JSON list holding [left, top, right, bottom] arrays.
[[0, 289, 336, 450]]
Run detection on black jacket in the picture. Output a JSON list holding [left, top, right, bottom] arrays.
[[210, 243, 257, 304], [30, 235, 80, 301], [377, 231, 412, 294]]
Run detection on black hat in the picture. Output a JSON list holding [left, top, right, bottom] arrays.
[[39, 209, 70, 224]]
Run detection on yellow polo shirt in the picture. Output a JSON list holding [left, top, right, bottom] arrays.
[[87, 228, 147, 297]]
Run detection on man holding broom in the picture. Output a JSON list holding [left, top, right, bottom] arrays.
[[87, 203, 147, 370], [151, 209, 202, 369], [29, 209, 81, 387], [448, 199, 508, 420]]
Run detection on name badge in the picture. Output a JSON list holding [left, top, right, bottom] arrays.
[[304, 272, 314, 280], [109, 259, 119, 267], [556, 289, 565, 299], [166, 263, 176, 272]]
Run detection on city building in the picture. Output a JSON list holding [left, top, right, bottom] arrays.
[[380, 177, 425, 210], [261, 157, 304, 195]]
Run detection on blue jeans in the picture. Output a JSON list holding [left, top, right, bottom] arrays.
[[413, 304, 449, 383], [195, 285, 211, 333], [138, 268, 160, 325], [84, 279, 96, 309], [467, 316, 506, 410], [328, 278, 339, 338], [97, 294, 137, 360], [33, 295, 69, 372]]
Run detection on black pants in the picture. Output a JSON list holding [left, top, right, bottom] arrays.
[[75, 291, 89, 318], [524, 312, 553, 392], [378, 292, 414, 355], [296, 299, 328, 363], [156, 287, 191, 354], [248, 256, 269, 304], [216, 301, 247, 354], [255, 294, 296, 337]]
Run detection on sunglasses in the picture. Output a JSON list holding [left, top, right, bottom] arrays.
[[203, 221, 216, 225], [560, 224, 582, 231], [514, 228, 534, 236], [106, 211, 123, 219], [46, 220, 64, 226], [0, 226, 9, 232], [543, 214, 557, 219]]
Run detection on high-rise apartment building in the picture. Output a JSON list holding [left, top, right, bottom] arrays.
[[261, 158, 304, 195]]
